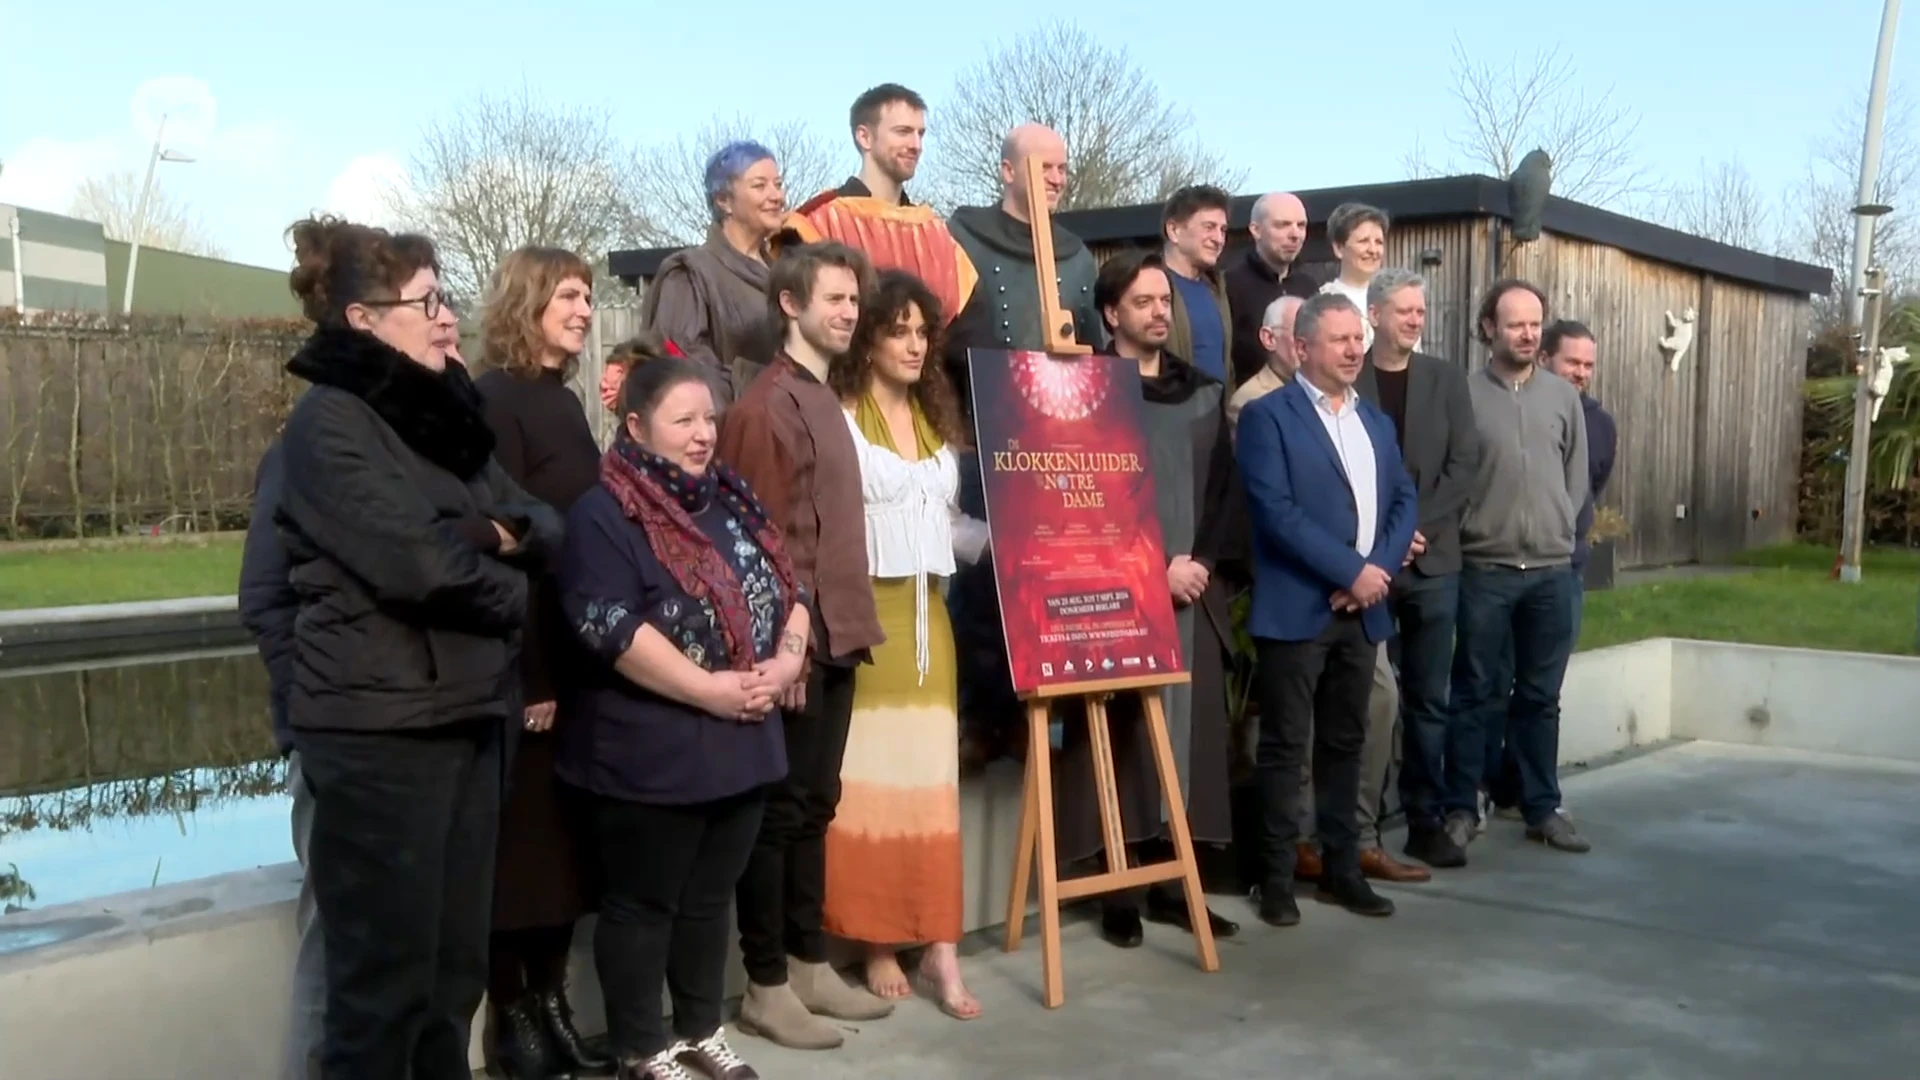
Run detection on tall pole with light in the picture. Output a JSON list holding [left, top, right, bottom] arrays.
[[121, 114, 195, 317], [1836, 0, 1903, 583]]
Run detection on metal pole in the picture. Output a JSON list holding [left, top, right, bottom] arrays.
[[1839, 266, 1888, 582], [122, 114, 167, 318], [1847, 0, 1902, 325], [8, 210, 26, 312]]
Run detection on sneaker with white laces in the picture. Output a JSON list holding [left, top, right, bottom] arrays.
[[682, 1027, 759, 1080], [619, 1043, 697, 1080]]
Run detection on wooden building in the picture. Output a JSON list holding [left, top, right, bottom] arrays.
[[608, 175, 1833, 569]]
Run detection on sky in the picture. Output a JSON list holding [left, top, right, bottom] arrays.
[[0, 0, 1911, 271]]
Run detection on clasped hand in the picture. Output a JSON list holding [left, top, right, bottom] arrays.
[[705, 651, 806, 722], [1333, 563, 1393, 613], [1167, 554, 1209, 606]]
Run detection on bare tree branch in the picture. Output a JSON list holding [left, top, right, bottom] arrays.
[[67, 172, 225, 259], [1411, 39, 1648, 207], [631, 114, 844, 245], [1782, 87, 1919, 325], [1656, 158, 1773, 252], [925, 21, 1246, 212], [387, 87, 665, 301]]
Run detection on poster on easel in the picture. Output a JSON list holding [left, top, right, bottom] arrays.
[[968, 348, 1186, 697]]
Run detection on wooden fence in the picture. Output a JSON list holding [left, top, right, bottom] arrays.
[[0, 316, 306, 540]]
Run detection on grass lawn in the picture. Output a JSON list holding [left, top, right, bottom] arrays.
[[0, 537, 245, 610], [1579, 543, 1920, 656]]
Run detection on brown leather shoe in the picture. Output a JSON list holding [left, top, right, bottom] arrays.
[[1360, 847, 1432, 883], [1294, 842, 1323, 881]]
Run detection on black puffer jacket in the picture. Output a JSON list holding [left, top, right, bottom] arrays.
[[275, 327, 564, 734], [237, 441, 298, 755]]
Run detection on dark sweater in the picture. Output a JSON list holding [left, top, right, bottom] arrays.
[[474, 367, 603, 703], [555, 485, 790, 805], [1573, 393, 1619, 572]]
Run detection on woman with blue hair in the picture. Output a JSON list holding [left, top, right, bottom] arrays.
[[640, 140, 787, 402]]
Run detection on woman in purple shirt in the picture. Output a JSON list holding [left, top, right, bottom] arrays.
[[556, 339, 811, 1080]]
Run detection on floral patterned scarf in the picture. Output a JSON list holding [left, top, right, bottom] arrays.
[[600, 435, 798, 671]]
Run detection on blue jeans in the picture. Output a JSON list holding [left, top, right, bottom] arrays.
[[1390, 572, 1460, 831], [1445, 565, 1578, 826], [1483, 568, 1586, 809]]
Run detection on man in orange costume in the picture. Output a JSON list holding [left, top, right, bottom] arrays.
[[777, 83, 976, 324]]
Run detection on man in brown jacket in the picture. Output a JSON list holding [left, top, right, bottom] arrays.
[[719, 240, 892, 1049]]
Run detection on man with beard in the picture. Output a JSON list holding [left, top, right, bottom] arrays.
[[1354, 269, 1480, 876], [778, 83, 976, 332], [720, 241, 895, 1050], [1224, 192, 1318, 387], [943, 123, 1105, 773], [1161, 184, 1234, 387], [1444, 279, 1589, 856], [1064, 248, 1243, 949]]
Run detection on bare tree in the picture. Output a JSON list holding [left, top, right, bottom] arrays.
[[68, 172, 225, 259], [1404, 39, 1648, 208], [1781, 88, 1919, 325], [926, 21, 1245, 212], [388, 87, 664, 301], [1657, 159, 1773, 252], [631, 114, 844, 245]]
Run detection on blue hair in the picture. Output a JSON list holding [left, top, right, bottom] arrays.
[[703, 140, 776, 223]]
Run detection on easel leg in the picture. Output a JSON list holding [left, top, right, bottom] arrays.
[[1026, 700, 1065, 1007], [1141, 690, 1220, 974], [1004, 727, 1038, 953]]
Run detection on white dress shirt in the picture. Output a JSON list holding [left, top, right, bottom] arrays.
[[1299, 377, 1378, 556]]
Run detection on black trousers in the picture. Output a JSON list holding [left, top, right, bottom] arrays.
[[293, 719, 502, 1080], [1253, 615, 1376, 886], [594, 787, 766, 1058], [735, 660, 857, 985]]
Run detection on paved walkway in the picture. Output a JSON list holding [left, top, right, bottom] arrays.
[[702, 742, 1919, 1079]]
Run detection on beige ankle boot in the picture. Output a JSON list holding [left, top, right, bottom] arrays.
[[789, 958, 896, 1021], [736, 980, 843, 1050]]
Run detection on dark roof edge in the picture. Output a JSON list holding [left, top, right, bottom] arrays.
[[610, 173, 1832, 297]]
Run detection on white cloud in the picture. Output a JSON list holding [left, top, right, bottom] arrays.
[[321, 153, 410, 226], [0, 136, 127, 213]]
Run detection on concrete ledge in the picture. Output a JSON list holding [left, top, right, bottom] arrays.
[[0, 595, 246, 668], [5, 638, 1915, 1077]]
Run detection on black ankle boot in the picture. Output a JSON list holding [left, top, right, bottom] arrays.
[[540, 987, 614, 1075], [494, 996, 576, 1080]]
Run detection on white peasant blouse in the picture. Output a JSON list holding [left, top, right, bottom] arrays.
[[842, 408, 989, 683]]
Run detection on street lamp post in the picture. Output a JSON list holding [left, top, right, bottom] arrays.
[[1838, 258, 1889, 584], [121, 114, 195, 317], [1846, 0, 1903, 326]]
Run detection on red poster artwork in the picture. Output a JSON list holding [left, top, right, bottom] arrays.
[[969, 348, 1186, 696]]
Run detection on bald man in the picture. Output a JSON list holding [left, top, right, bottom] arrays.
[[944, 123, 1106, 776], [945, 123, 1104, 391], [1224, 192, 1320, 386]]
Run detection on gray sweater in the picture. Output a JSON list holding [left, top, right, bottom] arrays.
[[1460, 365, 1588, 569]]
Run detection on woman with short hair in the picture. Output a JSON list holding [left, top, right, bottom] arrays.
[[556, 338, 811, 1080], [642, 140, 787, 398]]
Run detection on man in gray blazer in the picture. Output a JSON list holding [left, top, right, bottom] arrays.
[[1354, 268, 1482, 871]]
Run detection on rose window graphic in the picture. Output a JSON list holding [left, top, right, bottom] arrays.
[[1010, 351, 1111, 421]]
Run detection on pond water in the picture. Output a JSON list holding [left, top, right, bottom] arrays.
[[0, 647, 291, 913]]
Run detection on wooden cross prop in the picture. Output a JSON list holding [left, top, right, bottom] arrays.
[[1000, 153, 1221, 1009]]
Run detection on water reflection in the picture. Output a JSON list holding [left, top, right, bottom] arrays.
[[0, 648, 290, 913]]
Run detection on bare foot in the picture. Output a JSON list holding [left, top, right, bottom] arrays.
[[863, 948, 912, 999], [918, 943, 982, 1021]]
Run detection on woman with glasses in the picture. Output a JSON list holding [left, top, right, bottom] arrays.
[[276, 216, 562, 1079], [472, 246, 613, 1079]]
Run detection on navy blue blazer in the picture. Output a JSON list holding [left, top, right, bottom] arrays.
[[1235, 378, 1419, 645]]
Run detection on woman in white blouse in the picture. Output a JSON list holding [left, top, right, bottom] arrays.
[[821, 269, 987, 1021], [1318, 202, 1390, 352]]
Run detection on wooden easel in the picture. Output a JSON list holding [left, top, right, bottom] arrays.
[[999, 154, 1221, 1009]]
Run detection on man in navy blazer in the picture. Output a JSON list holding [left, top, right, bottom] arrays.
[[1235, 292, 1418, 927]]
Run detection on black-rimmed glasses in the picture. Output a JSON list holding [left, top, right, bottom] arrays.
[[361, 289, 450, 320]]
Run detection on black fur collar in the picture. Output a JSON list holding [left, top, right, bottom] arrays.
[[287, 326, 496, 480]]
